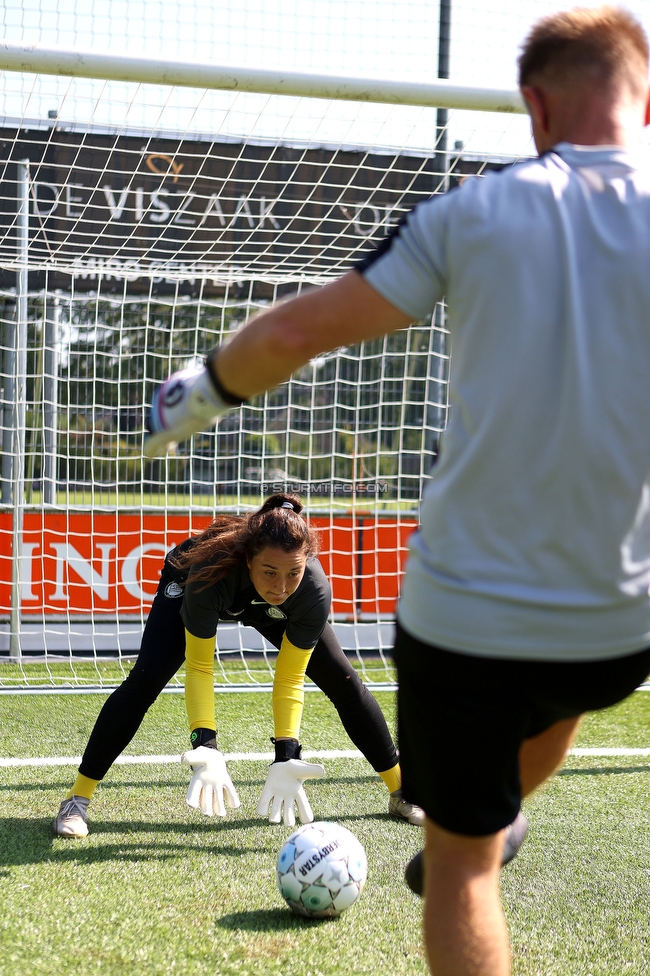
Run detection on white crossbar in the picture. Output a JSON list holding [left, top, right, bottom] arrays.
[[0, 40, 525, 114]]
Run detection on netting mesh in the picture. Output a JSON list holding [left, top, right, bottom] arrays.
[[0, 275, 445, 688], [0, 0, 542, 157]]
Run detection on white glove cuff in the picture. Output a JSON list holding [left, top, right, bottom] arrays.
[[144, 349, 247, 457], [150, 366, 225, 432]]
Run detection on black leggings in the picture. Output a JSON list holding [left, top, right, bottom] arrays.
[[79, 568, 398, 780]]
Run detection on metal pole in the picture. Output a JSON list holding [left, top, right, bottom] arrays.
[[436, 0, 452, 188], [43, 292, 59, 505], [10, 159, 29, 661], [1, 298, 16, 504]]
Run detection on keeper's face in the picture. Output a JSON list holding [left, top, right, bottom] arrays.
[[247, 546, 308, 604]]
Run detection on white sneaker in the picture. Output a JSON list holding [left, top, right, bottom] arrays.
[[54, 796, 90, 838], [388, 789, 426, 826]]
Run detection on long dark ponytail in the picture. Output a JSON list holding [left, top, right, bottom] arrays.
[[171, 494, 319, 590]]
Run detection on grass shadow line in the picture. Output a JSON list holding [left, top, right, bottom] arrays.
[[558, 765, 650, 776]]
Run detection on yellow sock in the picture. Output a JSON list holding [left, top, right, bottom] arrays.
[[378, 763, 402, 795], [66, 773, 99, 801]]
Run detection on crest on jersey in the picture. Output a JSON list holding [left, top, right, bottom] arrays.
[[164, 581, 184, 599], [266, 606, 287, 620]]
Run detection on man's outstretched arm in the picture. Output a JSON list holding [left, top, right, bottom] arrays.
[[144, 270, 412, 456], [212, 270, 413, 400]]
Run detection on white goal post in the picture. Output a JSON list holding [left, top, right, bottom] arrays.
[[0, 40, 527, 692]]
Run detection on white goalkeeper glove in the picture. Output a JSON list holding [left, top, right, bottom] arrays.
[[256, 758, 326, 827], [181, 746, 241, 817], [144, 350, 244, 457]]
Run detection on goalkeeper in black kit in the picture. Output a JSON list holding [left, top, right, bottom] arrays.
[[54, 494, 424, 837]]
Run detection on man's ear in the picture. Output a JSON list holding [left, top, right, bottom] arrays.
[[520, 84, 552, 153], [643, 87, 650, 127], [521, 85, 550, 135]]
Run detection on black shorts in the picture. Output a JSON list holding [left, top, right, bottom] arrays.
[[393, 622, 650, 836]]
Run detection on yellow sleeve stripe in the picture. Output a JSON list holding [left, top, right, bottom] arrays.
[[272, 634, 315, 741], [184, 629, 217, 733]]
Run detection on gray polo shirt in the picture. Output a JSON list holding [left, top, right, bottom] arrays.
[[361, 144, 650, 660]]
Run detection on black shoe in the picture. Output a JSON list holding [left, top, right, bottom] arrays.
[[404, 811, 529, 896], [404, 848, 425, 896], [501, 810, 528, 865]]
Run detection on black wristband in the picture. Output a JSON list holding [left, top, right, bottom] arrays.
[[271, 737, 302, 762], [205, 348, 247, 406], [190, 728, 218, 750]]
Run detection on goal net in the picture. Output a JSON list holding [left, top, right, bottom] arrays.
[[0, 0, 533, 692]]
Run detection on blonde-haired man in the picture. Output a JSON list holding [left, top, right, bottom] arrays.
[[148, 8, 650, 975]]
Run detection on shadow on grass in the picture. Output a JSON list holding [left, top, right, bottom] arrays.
[[558, 765, 650, 776], [0, 801, 396, 875], [217, 908, 334, 931], [0, 816, 276, 870]]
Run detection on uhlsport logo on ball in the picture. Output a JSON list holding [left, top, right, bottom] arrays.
[[276, 821, 367, 919]]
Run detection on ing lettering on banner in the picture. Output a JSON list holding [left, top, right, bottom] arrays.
[[0, 513, 416, 617]]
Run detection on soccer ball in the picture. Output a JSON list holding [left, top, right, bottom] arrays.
[[276, 821, 367, 919]]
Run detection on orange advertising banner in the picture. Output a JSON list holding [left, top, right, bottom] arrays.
[[0, 512, 417, 617]]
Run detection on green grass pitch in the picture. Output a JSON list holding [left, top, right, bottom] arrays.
[[1, 690, 650, 975]]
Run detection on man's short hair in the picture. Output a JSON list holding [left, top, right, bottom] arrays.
[[518, 5, 648, 98]]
